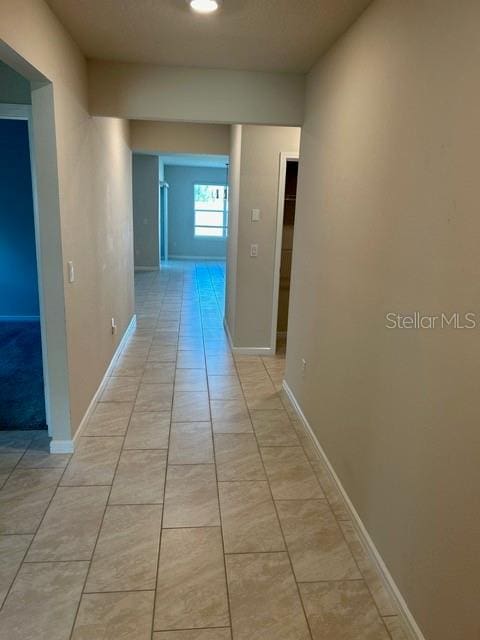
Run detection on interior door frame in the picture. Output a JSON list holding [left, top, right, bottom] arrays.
[[0, 103, 51, 428], [270, 151, 299, 354]]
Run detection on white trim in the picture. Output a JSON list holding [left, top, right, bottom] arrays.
[[0, 315, 40, 322], [169, 255, 225, 261], [134, 266, 159, 271], [282, 380, 426, 640], [271, 151, 299, 354], [223, 317, 274, 356], [49, 314, 137, 454]]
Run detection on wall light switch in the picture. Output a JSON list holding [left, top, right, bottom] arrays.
[[251, 208, 261, 222], [250, 244, 258, 257], [67, 261, 75, 283]]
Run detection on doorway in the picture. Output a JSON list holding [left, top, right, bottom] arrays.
[[272, 153, 299, 354], [0, 111, 46, 430]]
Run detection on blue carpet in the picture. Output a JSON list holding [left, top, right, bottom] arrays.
[[0, 322, 47, 430]]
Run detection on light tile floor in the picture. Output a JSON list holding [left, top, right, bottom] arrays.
[[0, 261, 408, 639]]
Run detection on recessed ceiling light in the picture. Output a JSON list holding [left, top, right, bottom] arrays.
[[188, 0, 222, 14]]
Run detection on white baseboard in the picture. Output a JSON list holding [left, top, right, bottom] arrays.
[[49, 314, 137, 454], [169, 255, 226, 261], [0, 315, 40, 322], [282, 380, 426, 640], [134, 266, 159, 271], [223, 318, 274, 356]]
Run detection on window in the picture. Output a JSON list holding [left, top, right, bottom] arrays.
[[194, 184, 228, 238]]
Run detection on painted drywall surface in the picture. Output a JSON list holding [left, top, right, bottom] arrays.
[[0, 119, 39, 317], [285, 2, 480, 639], [225, 125, 242, 333], [233, 125, 300, 348], [0, 61, 31, 104], [131, 121, 230, 155], [133, 154, 160, 268], [0, 0, 134, 439], [165, 165, 227, 259], [88, 60, 305, 126]]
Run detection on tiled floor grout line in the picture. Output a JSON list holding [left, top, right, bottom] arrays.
[[197, 262, 235, 639], [0, 452, 72, 613], [231, 343, 315, 640], [150, 266, 176, 640]]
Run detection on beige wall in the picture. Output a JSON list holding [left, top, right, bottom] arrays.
[[228, 125, 300, 349], [286, 1, 480, 639], [132, 154, 160, 269], [226, 125, 242, 337], [0, 0, 134, 441], [88, 60, 305, 126], [131, 121, 230, 156]]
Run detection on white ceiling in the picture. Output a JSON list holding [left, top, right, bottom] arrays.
[[45, 0, 372, 73], [160, 153, 229, 168]]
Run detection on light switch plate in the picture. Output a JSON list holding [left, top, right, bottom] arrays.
[[251, 208, 261, 222]]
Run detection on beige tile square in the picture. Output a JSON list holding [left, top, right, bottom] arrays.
[[83, 402, 132, 436], [169, 422, 213, 464], [109, 450, 167, 504], [148, 344, 177, 362], [143, 362, 176, 384], [135, 383, 174, 412], [226, 552, 310, 640], [113, 355, 146, 377], [242, 383, 283, 411], [210, 400, 253, 434], [172, 391, 210, 422], [154, 527, 229, 631], [276, 499, 360, 581], [178, 335, 204, 350], [0, 431, 36, 453], [340, 521, 397, 616], [17, 436, 70, 469], [219, 481, 284, 553], [163, 465, 219, 527], [215, 434, 265, 481], [250, 409, 300, 446], [300, 580, 390, 640], [124, 412, 170, 449], [61, 437, 123, 486], [0, 561, 88, 640], [0, 468, 63, 534], [174, 368, 208, 391], [261, 446, 323, 500], [0, 534, 32, 606], [206, 355, 237, 375], [208, 375, 243, 400], [101, 377, 140, 403], [26, 486, 109, 561], [72, 591, 155, 640], [0, 452, 23, 474], [154, 631, 231, 640], [85, 504, 162, 592], [154, 331, 179, 346], [176, 350, 205, 369]]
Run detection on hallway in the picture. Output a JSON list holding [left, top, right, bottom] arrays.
[[0, 261, 403, 639]]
